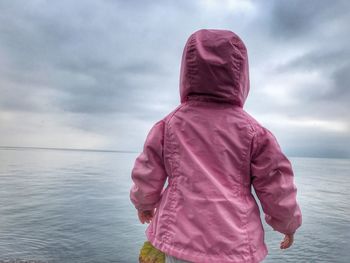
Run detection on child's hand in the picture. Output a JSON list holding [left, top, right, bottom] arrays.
[[138, 209, 155, 224], [280, 233, 294, 249]]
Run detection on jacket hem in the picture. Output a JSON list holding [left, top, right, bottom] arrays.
[[146, 230, 268, 263]]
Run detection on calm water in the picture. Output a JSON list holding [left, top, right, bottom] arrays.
[[0, 148, 349, 262]]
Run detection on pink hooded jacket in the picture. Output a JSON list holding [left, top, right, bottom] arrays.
[[130, 29, 302, 263]]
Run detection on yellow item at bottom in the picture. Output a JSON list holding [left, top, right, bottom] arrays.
[[139, 241, 165, 263]]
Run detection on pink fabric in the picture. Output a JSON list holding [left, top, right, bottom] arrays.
[[130, 29, 302, 263]]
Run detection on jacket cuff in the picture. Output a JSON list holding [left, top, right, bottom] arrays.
[[265, 214, 300, 235]]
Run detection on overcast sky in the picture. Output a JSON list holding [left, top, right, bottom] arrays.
[[0, 0, 349, 158]]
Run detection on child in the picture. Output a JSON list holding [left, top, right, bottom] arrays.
[[130, 29, 302, 263]]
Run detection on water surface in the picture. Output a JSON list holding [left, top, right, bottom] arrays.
[[0, 148, 349, 262]]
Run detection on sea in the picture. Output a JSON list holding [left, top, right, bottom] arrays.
[[0, 147, 349, 263]]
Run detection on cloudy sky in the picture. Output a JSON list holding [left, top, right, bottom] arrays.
[[0, 0, 349, 158]]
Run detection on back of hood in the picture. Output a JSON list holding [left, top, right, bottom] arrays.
[[179, 29, 250, 107]]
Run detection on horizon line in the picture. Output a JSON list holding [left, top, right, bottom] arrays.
[[0, 145, 349, 160], [0, 145, 139, 154]]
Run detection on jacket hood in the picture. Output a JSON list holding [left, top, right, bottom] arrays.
[[179, 29, 250, 107]]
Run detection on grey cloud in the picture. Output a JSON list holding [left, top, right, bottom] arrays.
[[0, 0, 349, 157], [331, 63, 350, 99], [268, 0, 350, 39], [286, 134, 350, 159], [271, 47, 350, 108], [277, 49, 350, 73], [243, 0, 350, 131], [0, 0, 182, 117]]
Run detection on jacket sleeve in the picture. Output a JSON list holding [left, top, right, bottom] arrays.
[[130, 120, 168, 212], [250, 126, 302, 235]]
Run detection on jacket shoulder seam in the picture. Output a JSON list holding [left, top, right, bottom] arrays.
[[164, 103, 187, 125]]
